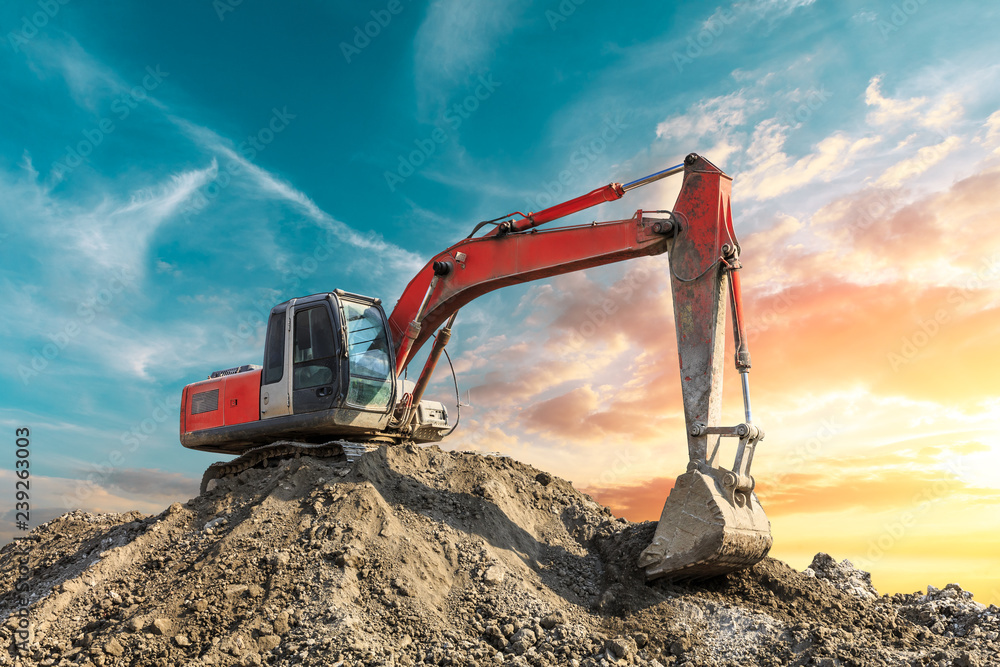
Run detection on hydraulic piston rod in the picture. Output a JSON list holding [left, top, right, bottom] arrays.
[[492, 161, 688, 236]]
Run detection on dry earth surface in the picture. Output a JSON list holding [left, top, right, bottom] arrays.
[[0, 445, 997, 666]]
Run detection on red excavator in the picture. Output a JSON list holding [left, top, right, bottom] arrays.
[[180, 153, 771, 580]]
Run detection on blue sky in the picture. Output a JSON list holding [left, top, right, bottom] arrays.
[[3, 1, 1000, 600]]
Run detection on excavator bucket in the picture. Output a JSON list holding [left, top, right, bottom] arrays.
[[638, 469, 771, 579]]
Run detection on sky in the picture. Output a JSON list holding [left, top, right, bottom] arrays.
[[2, 0, 999, 604]]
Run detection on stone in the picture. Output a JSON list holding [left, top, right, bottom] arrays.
[[483, 565, 505, 585], [104, 639, 124, 657], [535, 472, 553, 486], [606, 636, 637, 662], [258, 635, 281, 652], [541, 611, 565, 629], [150, 618, 172, 636], [225, 584, 249, 598], [274, 612, 290, 635]]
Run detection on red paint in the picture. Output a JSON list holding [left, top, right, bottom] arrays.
[[224, 369, 262, 425], [181, 370, 261, 435], [487, 182, 625, 235], [183, 378, 225, 432]]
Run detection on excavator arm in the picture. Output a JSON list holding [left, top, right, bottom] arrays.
[[387, 154, 772, 580]]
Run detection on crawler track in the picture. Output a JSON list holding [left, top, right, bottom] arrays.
[[199, 440, 380, 494]]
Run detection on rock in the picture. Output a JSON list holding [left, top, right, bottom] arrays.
[[540, 611, 566, 629], [225, 584, 249, 598], [483, 565, 505, 585], [258, 635, 281, 652], [670, 637, 691, 656], [392, 577, 414, 597], [274, 612, 291, 635], [806, 553, 878, 600], [606, 636, 637, 662], [204, 516, 228, 532], [175, 634, 191, 647], [535, 472, 553, 486], [104, 639, 124, 657], [511, 628, 535, 645], [150, 618, 173, 636], [510, 628, 536, 655]]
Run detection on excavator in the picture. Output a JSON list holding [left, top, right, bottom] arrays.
[[179, 153, 771, 580]]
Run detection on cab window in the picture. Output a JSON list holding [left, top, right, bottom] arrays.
[[263, 310, 285, 385], [341, 300, 392, 408], [293, 306, 337, 389]]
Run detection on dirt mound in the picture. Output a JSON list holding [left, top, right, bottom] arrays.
[[0, 445, 997, 666]]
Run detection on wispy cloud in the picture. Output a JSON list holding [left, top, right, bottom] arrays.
[[413, 0, 527, 115], [1, 157, 216, 287], [737, 121, 879, 200], [865, 75, 963, 131], [655, 91, 760, 167], [875, 135, 961, 187], [172, 117, 425, 281]]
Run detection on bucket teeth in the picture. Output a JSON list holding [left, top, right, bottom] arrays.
[[638, 469, 771, 580]]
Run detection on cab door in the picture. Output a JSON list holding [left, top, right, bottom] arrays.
[[260, 303, 292, 419], [290, 300, 342, 414]]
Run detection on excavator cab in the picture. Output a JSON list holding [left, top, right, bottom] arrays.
[[180, 290, 451, 455], [259, 291, 396, 419]]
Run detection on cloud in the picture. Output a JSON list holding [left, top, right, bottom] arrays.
[[582, 476, 674, 521], [522, 385, 601, 439], [739, 0, 817, 15], [3, 160, 216, 282], [875, 136, 961, 187], [172, 117, 425, 282], [0, 468, 197, 546], [98, 468, 199, 498], [655, 91, 761, 168], [865, 76, 927, 127], [865, 76, 963, 131], [656, 92, 757, 141], [982, 111, 1000, 151], [24, 36, 130, 112], [737, 120, 879, 200], [413, 0, 527, 114], [811, 167, 1000, 279], [729, 0, 818, 30]]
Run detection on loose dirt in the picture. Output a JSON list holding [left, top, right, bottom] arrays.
[[0, 445, 996, 666]]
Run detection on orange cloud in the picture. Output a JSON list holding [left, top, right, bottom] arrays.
[[582, 476, 674, 522]]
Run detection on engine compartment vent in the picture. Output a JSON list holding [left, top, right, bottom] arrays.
[[209, 364, 262, 379], [191, 389, 220, 414]]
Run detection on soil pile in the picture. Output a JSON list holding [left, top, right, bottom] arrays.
[[0, 445, 997, 666]]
